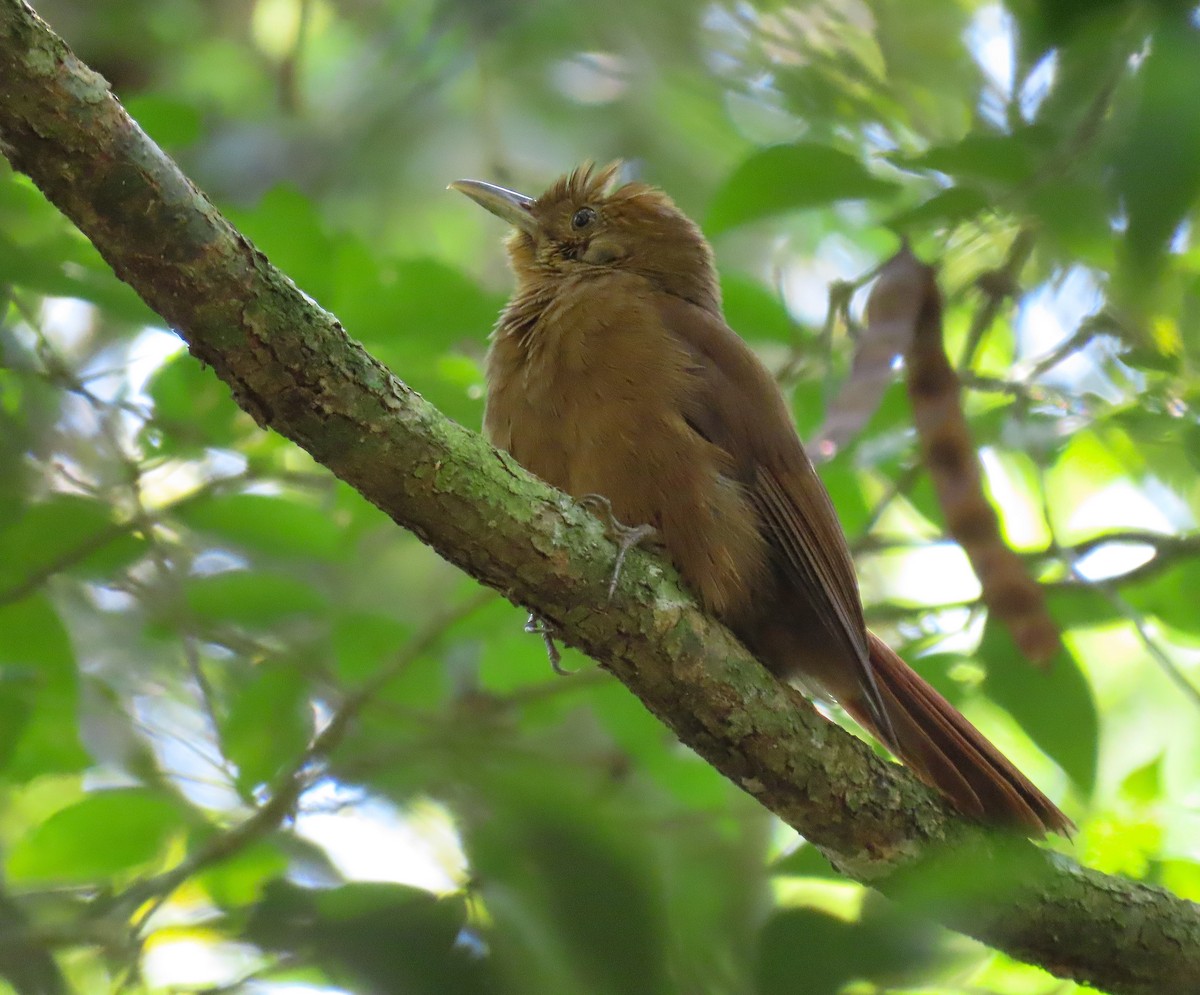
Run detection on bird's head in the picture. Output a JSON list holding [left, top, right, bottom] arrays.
[[450, 162, 720, 313]]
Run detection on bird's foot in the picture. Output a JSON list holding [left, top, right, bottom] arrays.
[[525, 612, 575, 675], [577, 493, 658, 600]]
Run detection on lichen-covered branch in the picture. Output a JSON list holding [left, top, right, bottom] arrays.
[[1, 2, 1198, 992]]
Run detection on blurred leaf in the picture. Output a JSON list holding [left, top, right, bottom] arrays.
[[196, 840, 289, 908], [145, 352, 247, 451], [819, 462, 871, 537], [906, 652, 974, 709], [1113, 23, 1200, 276], [589, 681, 731, 811], [980, 619, 1098, 791], [0, 881, 68, 995], [343, 256, 500, 424], [381, 259, 501, 347], [123, 95, 202, 149], [1084, 813, 1162, 878], [888, 186, 990, 232], [900, 131, 1039, 186], [1158, 858, 1200, 901], [758, 907, 859, 995], [185, 571, 324, 625], [333, 614, 447, 734], [0, 229, 155, 323], [1026, 180, 1114, 265], [772, 843, 840, 879], [1124, 560, 1200, 633], [8, 789, 183, 883], [1121, 756, 1163, 804], [467, 772, 671, 995], [1044, 586, 1122, 630], [247, 881, 496, 995], [219, 663, 311, 793], [0, 596, 87, 780], [0, 495, 121, 592], [756, 901, 946, 995], [722, 275, 801, 342], [177, 493, 344, 561], [791, 376, 828, 444], [0, 670, 34, 772], [707, 144, 899, 234], [228, 186, 338, 305], [332, 612, 411, 685], [1022, 0, 1136, 46]]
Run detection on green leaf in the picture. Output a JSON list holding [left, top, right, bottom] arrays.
[[332, 612, 411, 685], [1121, 756, 1163, 805], [981, 619, 1098, 791], [756, 903, 945, 995], [467, 773, 671, 995], [185, 571, 324, 625], [0, 495, 119, 593], [0, 228, 155, 323], [1159, 858, 1200, 902], [177, 493, 345, 561], [707, 144, 899, 234], [900, 131, 1038, 186], [887, 186, 990, 232], [342, 257, 500, 424], [1124, 560, 1200, 634], [818, 461, 871, 537], [0, 596, 87, 780], [247, 881, 496, 995], [196, 839, 289, 908], [589, 682, 731, 812], [772, 842, 840, 879], [1026, 180, 1114, 265], [219, 663, 311, 794], [1044, 586, 1121, 630], [228, 186, 338, 305], [146, 353, 247, 451], [123, 95, 202, 149], [0, 670, 35, 772], [1113, 24, 1200, 275], [721, 275, 801, 342], [8, 789, 184, 882]]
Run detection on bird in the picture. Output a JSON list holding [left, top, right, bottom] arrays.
[[450, 162, 1073, 836]]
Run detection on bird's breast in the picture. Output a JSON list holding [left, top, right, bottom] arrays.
[[483, 274, 769, 621]]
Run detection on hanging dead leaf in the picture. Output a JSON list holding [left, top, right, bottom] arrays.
[[809, 260, 917, 462]]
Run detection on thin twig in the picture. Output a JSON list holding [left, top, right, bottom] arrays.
[[957, 227, 1037, 372], [1037, 468, 1200, 712]]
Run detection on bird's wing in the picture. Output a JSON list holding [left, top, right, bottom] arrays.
[[657, 293, 893, 736]]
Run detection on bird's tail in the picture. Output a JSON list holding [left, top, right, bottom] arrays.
[[843, 632, 1074, 837]]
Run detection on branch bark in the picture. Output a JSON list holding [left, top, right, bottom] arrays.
[[1, 3, 1197, 992]]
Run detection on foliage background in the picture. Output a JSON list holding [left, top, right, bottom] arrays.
[[2, 0, 1199, 992]]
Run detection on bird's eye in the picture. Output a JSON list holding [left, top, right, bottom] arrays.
[[571, 207, 596, 230]]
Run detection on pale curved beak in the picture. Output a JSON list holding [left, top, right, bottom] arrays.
[[448, 179, 538, 236]]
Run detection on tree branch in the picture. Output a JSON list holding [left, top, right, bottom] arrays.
[[1, 3, 1197, 992]]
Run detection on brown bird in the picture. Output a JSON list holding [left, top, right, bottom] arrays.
[[451, 162, 1073, 836]]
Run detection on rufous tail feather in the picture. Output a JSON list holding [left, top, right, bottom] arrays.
[[842, 632, 1074, 837]]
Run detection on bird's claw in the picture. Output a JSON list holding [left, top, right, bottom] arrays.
[[577, 493, 658, 601], [525, 612, 574, 675]]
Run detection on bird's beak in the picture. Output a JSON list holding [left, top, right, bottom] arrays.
[[448, 179, 539, 236]]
